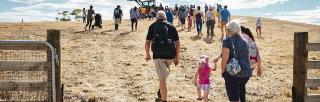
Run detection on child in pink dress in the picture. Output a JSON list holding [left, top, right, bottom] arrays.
[[187, 15, 192, 31], [194, 55, 216, 102]]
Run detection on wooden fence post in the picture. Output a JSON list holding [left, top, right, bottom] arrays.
[[47, 30, 62, 102], [293, 32, 308, 102]]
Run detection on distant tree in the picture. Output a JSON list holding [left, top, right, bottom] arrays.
[[61, 10, 71, 21], [56, 8, 85, 21], [70, 8, 82, 21]]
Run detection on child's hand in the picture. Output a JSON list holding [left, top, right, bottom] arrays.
[[212, 67, 217, 71], [212, 58, 219, 63], [212, 62, 217, 71]]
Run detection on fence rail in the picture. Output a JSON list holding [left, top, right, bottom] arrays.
[[293, 32, 320, 102], [0, 30, 62, 102], [0, 81, 49, 91], [0, 61, 48, 71], [306, 61, 320, 69], [305, 95, 320, 102], [305, 79, 320, 88], [0, 43, 47, 50], [306, 43, 320, 51]]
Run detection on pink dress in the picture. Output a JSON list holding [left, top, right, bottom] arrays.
[[198, 64, 211, 84], [188, 18, 192, 28]]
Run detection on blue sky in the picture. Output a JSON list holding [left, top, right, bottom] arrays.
[[0, 0, 319, 25]]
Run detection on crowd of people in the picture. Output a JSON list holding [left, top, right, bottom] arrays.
[[80, 3, 263, 102], [144, 4, 263, 102]]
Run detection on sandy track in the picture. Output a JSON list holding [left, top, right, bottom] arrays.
[[0, 16, 319, 102]]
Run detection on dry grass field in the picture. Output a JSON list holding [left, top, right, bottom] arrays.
[[0, 16, 319, 102]]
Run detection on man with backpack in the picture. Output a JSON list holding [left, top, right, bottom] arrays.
[[145, 10, 180, 102], [114, 5, 123, 30]]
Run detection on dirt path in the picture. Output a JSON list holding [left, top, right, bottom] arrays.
[[0, 17, 319, 102]]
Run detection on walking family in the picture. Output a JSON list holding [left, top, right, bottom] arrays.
[[145, 5, 262, 102]]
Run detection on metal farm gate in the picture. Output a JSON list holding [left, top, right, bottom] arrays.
[[0, 40, 56, 102]]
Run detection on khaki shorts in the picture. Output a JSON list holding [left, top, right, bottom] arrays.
[[153, 59, 172, 80]]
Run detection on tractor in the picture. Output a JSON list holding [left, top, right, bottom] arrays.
[[128, 0, 159, 9]]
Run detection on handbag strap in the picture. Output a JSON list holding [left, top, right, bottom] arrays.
[[231, 39, 237, 58]]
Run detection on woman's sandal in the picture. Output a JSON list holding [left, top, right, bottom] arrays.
[[155, 98, 162, 102], [155, 98, 167, 102], [197, 97, 203, 100]]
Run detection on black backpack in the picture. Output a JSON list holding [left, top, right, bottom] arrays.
[[114, 8, 121, 18], [151, 22, 176, 59]]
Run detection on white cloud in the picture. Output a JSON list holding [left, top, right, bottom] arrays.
[[264, 13, 272, 16], [8, 0, 46, 4], [3, 0, 318, 25], [0, 0, 140, 22], [271, 7, 320, 25], [222, 0, 288, 9], [0, 10, 55, 22]]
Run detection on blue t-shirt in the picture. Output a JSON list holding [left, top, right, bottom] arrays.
[[130, 10, 140, 19], [166, 11, 174, 23], [220, 9, 230, 22]]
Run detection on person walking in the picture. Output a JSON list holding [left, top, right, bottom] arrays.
[[205, 7, 217, 39], [85, 5, 95, 31], [145, 10, 180, 102], [194, 6, 204, 38], [166, 8, 174, 24], [194, 55, 216, 102], [220, 5, 231, 41], [82, 8, 86, 23], [241, 26, 262, 77], [216, 4, 222, 27], [220, 21, 252, 102], [114, 5, 123, 30], [256, 17, 262, 39], [189, 5, 195, 28], [178, 6, 187, 30], [130, 7, 140, 32], [204, 4, 209, 14], [187, 15, 192, 31]]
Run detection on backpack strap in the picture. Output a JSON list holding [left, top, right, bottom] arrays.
[[231, 39, 237, 58], [152, 22, 169, 43]]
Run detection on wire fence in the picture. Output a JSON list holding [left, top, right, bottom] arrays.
[[0, 41, 56, 102]]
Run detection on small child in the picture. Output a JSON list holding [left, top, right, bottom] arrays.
[[187, 15, 192, 31], [194, 55, 216, 102]]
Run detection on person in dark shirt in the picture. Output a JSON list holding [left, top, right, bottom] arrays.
[[145, 10, 180, 102], [221, 21, 252, 102], [85, 5, 95, 31], [114, 5, 123, 30]]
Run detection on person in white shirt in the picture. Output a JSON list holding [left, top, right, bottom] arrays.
[[205, 7, 217, 39], [256, 17, 262, 39], [82, 8, 86, 23]]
